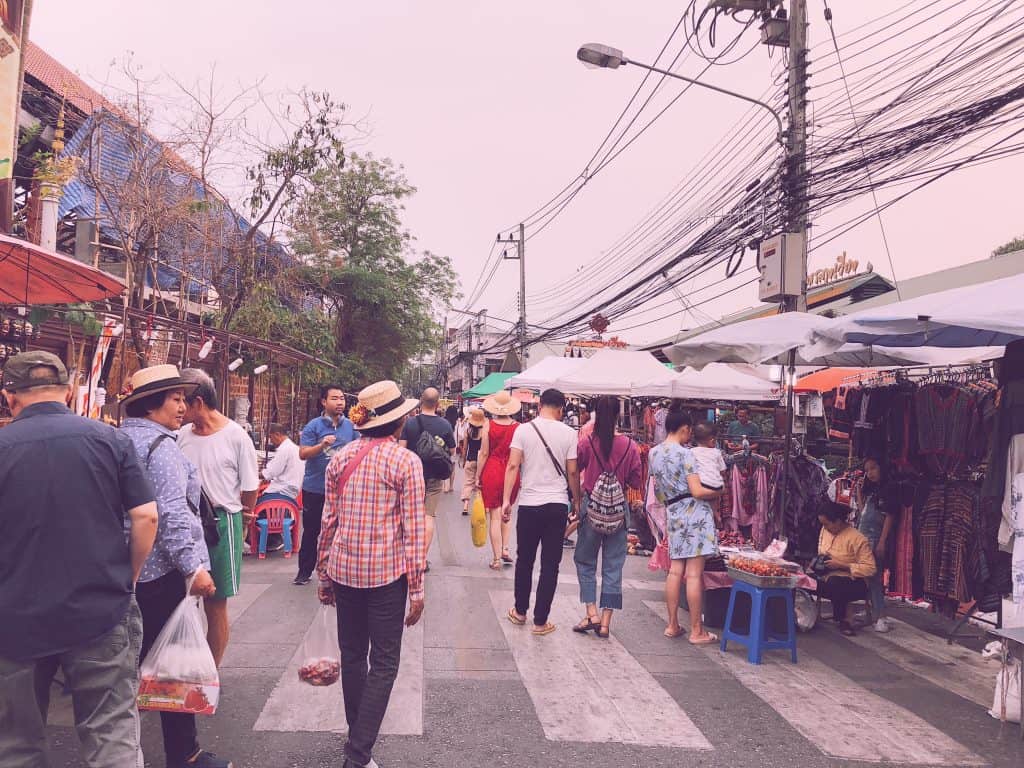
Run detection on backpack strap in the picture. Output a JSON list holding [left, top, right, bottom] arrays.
[[589, 434, 631, 475]]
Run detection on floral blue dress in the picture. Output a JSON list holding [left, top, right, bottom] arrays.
[[649, 442, 719, 560]]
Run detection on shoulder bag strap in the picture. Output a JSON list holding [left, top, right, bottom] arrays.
[[337, 439, 385, 496], [530, 421, 566, 479], [146, 433, 173, 467]]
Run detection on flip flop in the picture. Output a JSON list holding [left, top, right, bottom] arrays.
[[507, 608, 526, 626], [532, 623, 556, 636], [689, 632, 719, 646], [664, 627, 686, 638], [573, 617, 600, 634]]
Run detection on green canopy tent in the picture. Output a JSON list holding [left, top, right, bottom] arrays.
[[462, 372, 518, 399]]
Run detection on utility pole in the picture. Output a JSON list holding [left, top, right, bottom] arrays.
[[497, 223, 527, 368], [784, 0, 810, 312]]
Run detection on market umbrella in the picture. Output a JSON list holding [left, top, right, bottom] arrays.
[[0, 233, 125, 305], [806, 271, 1024, 352], [793, 367, 876, 394], [552, 349, 672, 396], [462, 372, 517, 399], [664, 313, 833, 369]]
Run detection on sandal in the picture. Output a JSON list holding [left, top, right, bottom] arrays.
[[489, 559, 503, 571], [839, 621, 856, 637], [689, 631, 718, 646], [596, 625, 611, 639], [501, 548, 514, 564], [573, 615, 600, 633], [532, 622, 556, 636], [664, 626, 686, 638], [507, 608, 526, 626]]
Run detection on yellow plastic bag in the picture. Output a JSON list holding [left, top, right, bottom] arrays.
[[470, 495, 487, 548]]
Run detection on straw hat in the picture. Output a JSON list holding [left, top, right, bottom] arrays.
[[349, 380, 418, 431], [467, 408, 487, 427], [482, 390, 521, 417], [120, 365, 198, 410]]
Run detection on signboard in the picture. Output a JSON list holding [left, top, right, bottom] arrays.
[[807, 252, 873, 289]]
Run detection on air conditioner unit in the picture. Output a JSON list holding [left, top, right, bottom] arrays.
[[758, 232, 804, 302]]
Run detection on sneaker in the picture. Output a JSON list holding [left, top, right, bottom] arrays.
[[873, 618, 892, 633], [293, 574, 311, 586], [171, 750, 233, 768], [562, 538, 575, 549]]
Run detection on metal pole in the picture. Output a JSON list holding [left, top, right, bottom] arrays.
[[518, 221, 527, 367], [786, 0, 810, 312], [778, 349, 796, 539]]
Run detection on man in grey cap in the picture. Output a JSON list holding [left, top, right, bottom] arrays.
[[0, 351, 159, 767]]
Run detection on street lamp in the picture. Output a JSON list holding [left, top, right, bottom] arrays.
[[576, 43, 785, 144]]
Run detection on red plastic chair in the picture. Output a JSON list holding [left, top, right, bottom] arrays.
[[250, 498, 300, 559]]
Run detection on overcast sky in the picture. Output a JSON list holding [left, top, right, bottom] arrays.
[[29, 1, 1024, 346]]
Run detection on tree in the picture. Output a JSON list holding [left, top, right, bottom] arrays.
[[277, 153, 460, 387], [993, 235, 1024, 257]]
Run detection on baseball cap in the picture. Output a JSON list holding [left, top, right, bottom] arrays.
[[2, 350, 70, 391]]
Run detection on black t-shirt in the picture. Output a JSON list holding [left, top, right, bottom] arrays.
[[466, 425, 484, 462], [0, 402, 155, 661]]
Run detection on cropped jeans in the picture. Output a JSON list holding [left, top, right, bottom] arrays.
[[573, 498, 629, 610]]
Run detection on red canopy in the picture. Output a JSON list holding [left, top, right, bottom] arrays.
[[0, 234, 125, 305], [794, 367, 875, 393]]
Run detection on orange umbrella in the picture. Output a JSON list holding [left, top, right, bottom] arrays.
[[793, 367, 877, 393], [0, 233, 125, 305]]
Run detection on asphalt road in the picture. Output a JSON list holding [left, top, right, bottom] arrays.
[[44, 466, 1024, 768]]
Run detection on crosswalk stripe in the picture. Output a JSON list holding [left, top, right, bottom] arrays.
[[825, 615, 994, 708], [490, 591, 712, 749], [253, 611, 424, 735], [641, 600, 984, 765]]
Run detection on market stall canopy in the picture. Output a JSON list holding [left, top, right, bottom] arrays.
[[794, 367, 874, 393], [552, 349, 672, 396], [806, 271, 1024, 352], [462, 372, 517, 399], [0, 234, 125, 305], [664, 313, 833, 369], [507, 356, 587, 391], [633, 363, 781, 402]]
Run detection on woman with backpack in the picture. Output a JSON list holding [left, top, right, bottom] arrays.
[[477, 391, 521, 570], [572, 396, 642, 639]]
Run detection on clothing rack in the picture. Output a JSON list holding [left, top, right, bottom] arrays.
[[840, 363, 994, 389]]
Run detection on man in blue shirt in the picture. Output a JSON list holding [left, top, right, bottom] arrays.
[[294, 384, 355, 585]]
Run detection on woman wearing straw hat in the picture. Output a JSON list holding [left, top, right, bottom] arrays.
[[316, 380, 427, 768], [120, 365, 230, 768], [477, 390, 521, 570], [460, 408, 488, 515]]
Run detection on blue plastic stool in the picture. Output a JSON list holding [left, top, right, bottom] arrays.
[[256, 517, 293, 558], [720, 580, 797, 665]]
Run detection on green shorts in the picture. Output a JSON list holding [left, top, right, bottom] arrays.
[[209, 508, 243, 599]]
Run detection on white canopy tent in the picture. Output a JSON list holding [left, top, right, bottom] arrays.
[[632, 363, 782, 402], [806, 271, 1024, 353], [506, 356, 588, 391], [551, 349, 672, 396]]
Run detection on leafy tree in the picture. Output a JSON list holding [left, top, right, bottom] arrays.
[[993, 235, 1024, 257], [276, 153, 459, 387]]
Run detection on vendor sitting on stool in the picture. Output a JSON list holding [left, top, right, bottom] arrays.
[[812, 500, 877, 637], [257, 423, 304, 551]]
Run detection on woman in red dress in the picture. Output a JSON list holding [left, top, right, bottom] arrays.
[[477, 391, 522, 570]]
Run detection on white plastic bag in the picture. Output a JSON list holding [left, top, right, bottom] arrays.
[[138, 595, 219, 715], [298, 604, 340, 686], [989, 658, 1021, 724]]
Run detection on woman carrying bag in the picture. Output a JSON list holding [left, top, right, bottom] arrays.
[[460, 408, 488, 516], [572, 396, 642, 639], [120, 365, 229, 768], [477, 391, 521, 570]]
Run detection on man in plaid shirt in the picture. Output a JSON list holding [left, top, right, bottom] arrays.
[[316, 380, 425, 768]]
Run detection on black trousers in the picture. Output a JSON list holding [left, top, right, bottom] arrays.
[[514, 502, 569, 626], [817, 575, 869, 622], [136, 571, 199, 762], [333, 576, 408, 767], [298, 491, 326, 578]]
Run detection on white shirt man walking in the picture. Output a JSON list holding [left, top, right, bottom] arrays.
[[503, 388, 581, 635]]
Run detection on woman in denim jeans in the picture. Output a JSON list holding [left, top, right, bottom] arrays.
[[856, 457, 895, 633], [572, 396, 642, 639]]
